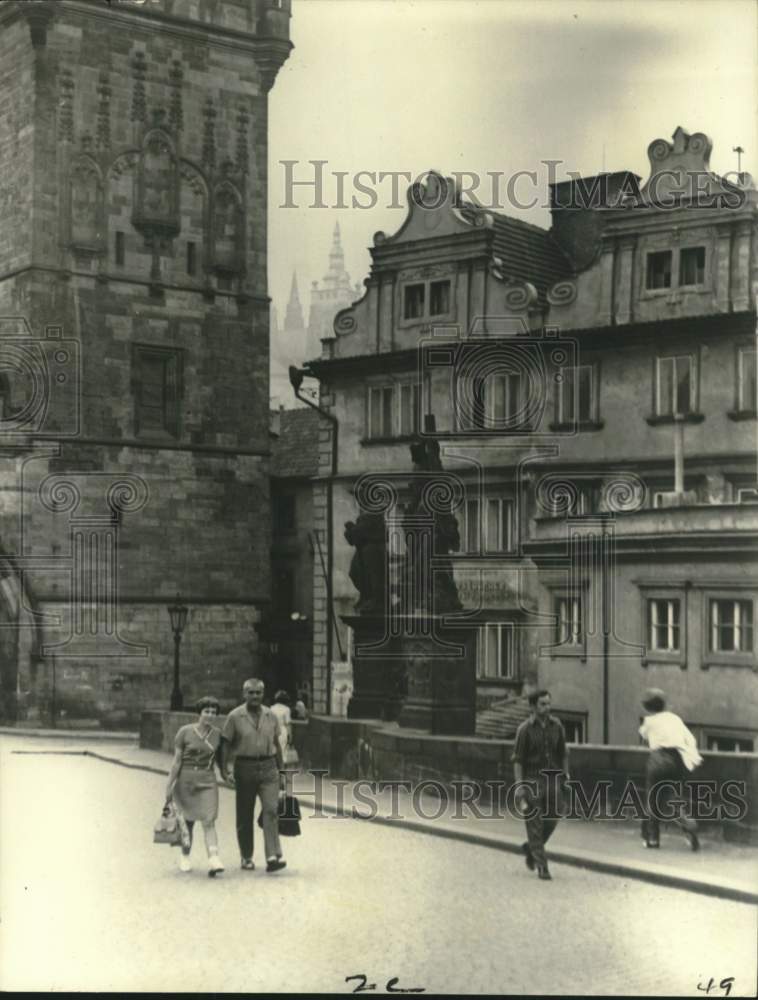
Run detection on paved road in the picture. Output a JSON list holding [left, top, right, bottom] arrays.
[[1, 741, 756, 995]]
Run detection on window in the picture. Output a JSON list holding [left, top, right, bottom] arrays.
[[274, 495, 296, 535], [704, 732, 754, 753], [187, 241, 197, 277], [133, 346, 182, 437], [115, 231, 125, 267], [487, 372, 521, 425], [679, 246, 705, 286], [462, 496, 513, 553], [477, 623, 515, 680], [367, 383, 422, 440], [485, 498, 513, 552], [710, 599, 753, 653], [648, 599, 680, 652], [368, 385, 394, 439], [646, 250, 672, 290], [464, 498, 480, 553], [656, 355, 694, 416], [737, 487, 758, 504], [557, 364, 595, 424], [401, 277, 453, 323], [429, 280, 451, 316], [738, 347, 757, 412], [556, 596, 583, 646], [554, 713, 586, 744], [404, 283, 425, 320], [399, 383, 421, 437]]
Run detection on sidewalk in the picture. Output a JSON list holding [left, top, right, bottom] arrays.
[[4, 731, 757, 904]]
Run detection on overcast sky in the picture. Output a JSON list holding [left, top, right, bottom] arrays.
[[268, 0, 757, 337]]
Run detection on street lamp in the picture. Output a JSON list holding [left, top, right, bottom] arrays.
[[167, 595, 189, 711]]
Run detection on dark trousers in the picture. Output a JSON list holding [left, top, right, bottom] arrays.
[[234, 758, 281, 861], [642, 748, 696, 845], [524, 782, 561, 869]]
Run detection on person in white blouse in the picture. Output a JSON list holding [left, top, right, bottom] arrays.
[[638, 688, 703, 851]]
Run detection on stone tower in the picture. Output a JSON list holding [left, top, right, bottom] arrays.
[[307, 222, 357, 359], [0, 0, 292, 724]]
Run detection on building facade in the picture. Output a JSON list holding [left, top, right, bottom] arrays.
[[305, 129, 758, 748], [0, 0, 291, 724]]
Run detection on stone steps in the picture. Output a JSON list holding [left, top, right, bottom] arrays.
[[475, 696, 531, 739]]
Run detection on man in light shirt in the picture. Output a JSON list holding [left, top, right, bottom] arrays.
[[638, 688, 702, 851]]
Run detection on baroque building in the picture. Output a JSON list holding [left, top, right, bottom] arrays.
[[0, 0, 291, 724], [304, 129, 758, 749]]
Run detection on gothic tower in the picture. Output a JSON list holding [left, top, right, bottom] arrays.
[[0, 0, 292, 723], [307, 222, 358, 359]]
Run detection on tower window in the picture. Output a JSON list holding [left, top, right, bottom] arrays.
[[187, 242, 197, 277], [115, 232, 125, 267]]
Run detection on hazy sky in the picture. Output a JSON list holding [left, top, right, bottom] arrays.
[[268, 0, 757, 340]]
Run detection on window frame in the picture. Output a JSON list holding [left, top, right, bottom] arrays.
[[365, 379, 423, 442], [476, 621, 517, 682], [552, 710, 587, 744], [398, 275, 455, 327], [462, 495, 514, 554], [638, 584, 688, 669], [652, 351, 700, 419], [701, 590, 757, 670], [731, 342, 758, 418], [678, 245, 706, 288], [700, 727, 755, 754], [645, 249, 673, 291], [131, 343, 184, 440], [553, 361, 601, 429]]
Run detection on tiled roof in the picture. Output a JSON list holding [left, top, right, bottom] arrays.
[[270, 407, 321, 478], [490, 212, 574, 302]]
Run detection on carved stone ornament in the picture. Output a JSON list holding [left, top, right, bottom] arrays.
[[132, 130, 180, 244]]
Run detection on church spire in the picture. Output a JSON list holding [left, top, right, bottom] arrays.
[[284, 271, 305, 333]]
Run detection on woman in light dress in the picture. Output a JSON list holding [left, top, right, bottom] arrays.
[[270, 689, 293, 761], [165, 696, 225, 875]]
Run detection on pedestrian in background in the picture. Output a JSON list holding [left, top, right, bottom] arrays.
[[512, 689, 569, 881], [271, 689, 293, 759], [638, 688, 702, 851], [165, 695, 225, 876], [219, 678, 286, 873]]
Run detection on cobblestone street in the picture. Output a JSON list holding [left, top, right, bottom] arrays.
[[1, 738, 755, 995]]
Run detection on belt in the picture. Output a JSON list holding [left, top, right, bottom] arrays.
[[236, 754, 275, 762]]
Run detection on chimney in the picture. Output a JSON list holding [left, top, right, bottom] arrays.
[[549, 171, 641, 270]]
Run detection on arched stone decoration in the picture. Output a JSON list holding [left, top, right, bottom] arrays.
[[211, 184, 243, 271], [69, 155, 104, 253], [133, 130, 180, 244]]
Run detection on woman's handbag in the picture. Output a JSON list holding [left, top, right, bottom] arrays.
[[153, 800, 182, 846], [258, 793, 302, 837]]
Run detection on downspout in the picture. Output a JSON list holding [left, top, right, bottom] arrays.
[[289, 366, 338, 715]]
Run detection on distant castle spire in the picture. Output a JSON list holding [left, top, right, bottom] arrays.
[[284, 271, 305, 333]]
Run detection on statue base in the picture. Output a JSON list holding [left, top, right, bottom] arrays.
[[341, 614, 476, 736]]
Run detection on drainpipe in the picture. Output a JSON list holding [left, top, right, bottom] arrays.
[[673, 413, 685, 495], [289, 365, 338, 715]]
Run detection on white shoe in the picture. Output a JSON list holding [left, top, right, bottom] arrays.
[[179, 854, 192, 873], [208, 854, 225, 877]]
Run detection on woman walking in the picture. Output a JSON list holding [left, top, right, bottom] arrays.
[[270, 689, 293, 760], [166, 696, 225, 875]]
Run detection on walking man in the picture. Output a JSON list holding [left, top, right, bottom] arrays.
[[512, 689, 569, 881], [638, 688, 701, 851], [219, 678, 287, 872]]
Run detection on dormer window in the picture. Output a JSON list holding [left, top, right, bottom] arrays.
[[646, 251, 672, 290], [680, 246, 705, 286], [401, 277, 453, 323]]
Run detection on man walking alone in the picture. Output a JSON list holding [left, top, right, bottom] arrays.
[[219, 678, 287, 873], [512, 689, 569, 881]]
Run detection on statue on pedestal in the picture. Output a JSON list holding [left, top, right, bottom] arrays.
[[344, 511, 387, 614], [402, 429, 462, 614]]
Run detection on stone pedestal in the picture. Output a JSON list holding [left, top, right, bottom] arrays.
[[342, 614, 476, 735]]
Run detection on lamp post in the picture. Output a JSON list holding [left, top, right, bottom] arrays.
[[167, 595, 188, 711]]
